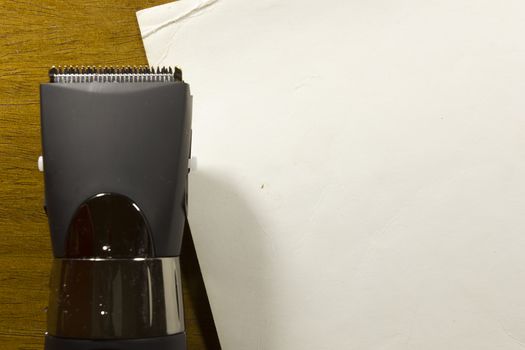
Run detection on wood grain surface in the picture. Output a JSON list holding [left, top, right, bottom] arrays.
[[0, 1, 219, 349]]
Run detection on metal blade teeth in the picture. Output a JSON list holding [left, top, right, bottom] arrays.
[[48, 65, 183, 83]]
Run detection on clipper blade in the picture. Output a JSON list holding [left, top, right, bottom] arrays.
[[49, 65, 183, 83]]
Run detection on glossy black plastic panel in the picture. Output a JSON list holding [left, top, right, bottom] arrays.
[[66, 193, 153, 258]]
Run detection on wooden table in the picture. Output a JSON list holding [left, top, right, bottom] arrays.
[[0, 1, 220, 349]]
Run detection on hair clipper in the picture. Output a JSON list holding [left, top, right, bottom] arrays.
[[40, 66, 192, 350]]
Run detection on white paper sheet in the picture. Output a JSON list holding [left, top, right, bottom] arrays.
[[137, 1, 525, 349]]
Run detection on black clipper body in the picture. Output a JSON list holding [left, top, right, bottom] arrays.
[[40, 66, 191, 350]]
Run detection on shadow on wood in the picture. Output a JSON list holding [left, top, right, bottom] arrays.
[[181, 221, 222, 350]]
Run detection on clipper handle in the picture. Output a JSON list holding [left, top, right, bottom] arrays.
[[45, 333, 186, 350]]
